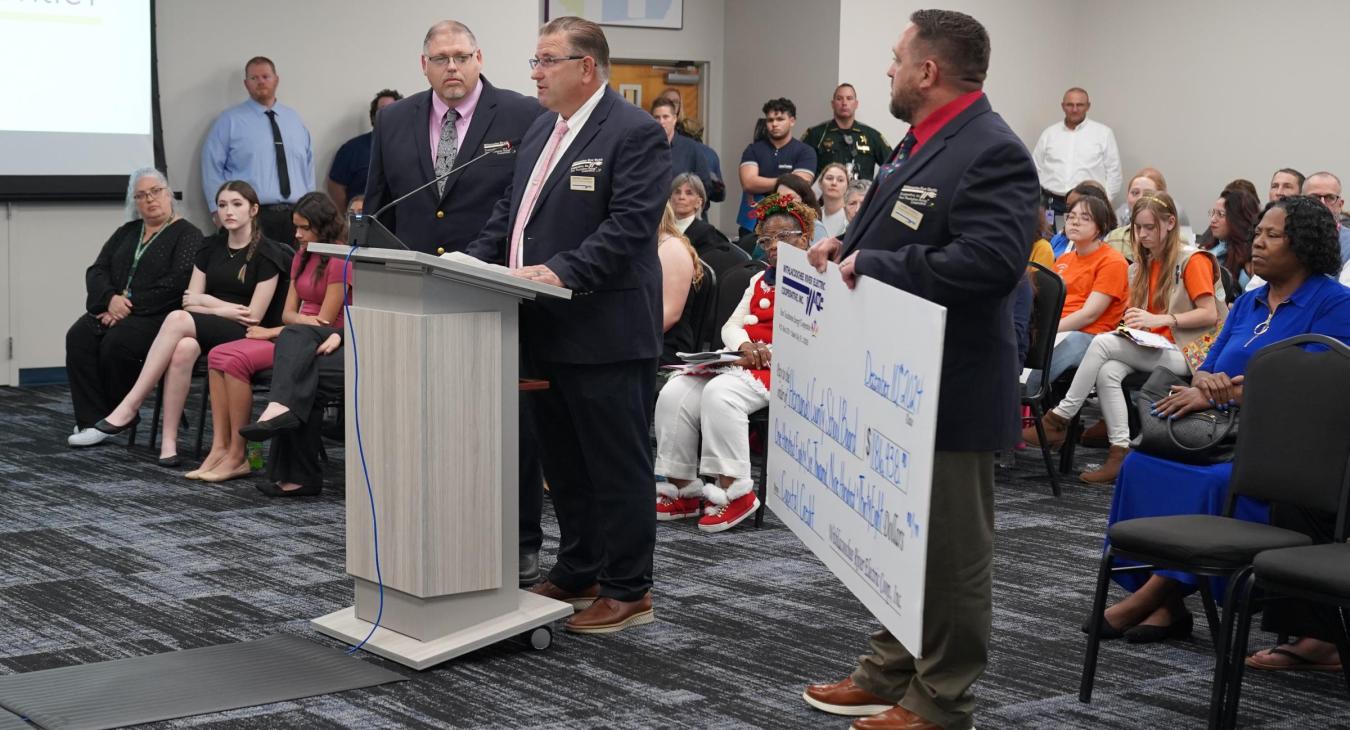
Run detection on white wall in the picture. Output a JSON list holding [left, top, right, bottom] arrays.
[[838, 0, 1079, 159], [1074, 0, 1350, 220], [721, 0, 842, 233]]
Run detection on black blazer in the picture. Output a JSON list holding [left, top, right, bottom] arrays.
[[842, 95, 1040, 452], [364, 79, 545, 254], [466, 87, 671, 364]]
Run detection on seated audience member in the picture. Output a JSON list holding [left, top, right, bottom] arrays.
[[658, 204, 704, 366], [843, 179, 871, 225], [326, 89, 402, 212], [651, 97, 712, 197], [193, 192, 348, 482], [238, 326, 345, 497], [1106, 168, 1192, 259], [1026, 194, 1128, 393], [1092, 195, 1350, 644], [92, 181, 289, 465], [1030, 205, 1056, 269], [652, 193, 814, 532], [346, 194, 365, 215], [774, 173, 829, 242], [1204, 185, 1260, 291], [1025, 192, 1224, 483], [815, 162, 850, 237], [1196, 178, 1259, 250], [1268, 167, 1305, 201], [669, 173, 740, 277], [1049, 181, 1112, 257], [1300, 171, 1350, 266], [67, 168, 203, 447]]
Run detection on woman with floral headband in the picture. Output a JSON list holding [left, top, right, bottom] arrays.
[[652, 192, 815, 533]]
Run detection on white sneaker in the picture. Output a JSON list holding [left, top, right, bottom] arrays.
[[68, 427, 111, 447]]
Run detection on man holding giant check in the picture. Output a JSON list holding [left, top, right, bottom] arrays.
[[796, 9, 1040, 730]]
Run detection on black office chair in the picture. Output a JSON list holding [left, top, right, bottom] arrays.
[[712, 260, 767, 336], [1206, 335, 1350, 729], [1079, 335, 1350, 730], [1021, 262, 1067, 496], [686, 261, 719, 352]]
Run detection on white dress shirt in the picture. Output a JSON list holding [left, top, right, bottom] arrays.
[[524, 83, 607, 191], [1032, 117, 1122, 199]]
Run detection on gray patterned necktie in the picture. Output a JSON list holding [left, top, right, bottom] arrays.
[[434, 108, 460, 197]]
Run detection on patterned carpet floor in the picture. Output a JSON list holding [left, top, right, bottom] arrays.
[[0, 384, 1347, 729]]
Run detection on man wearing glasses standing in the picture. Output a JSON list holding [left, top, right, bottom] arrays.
[[365, 20, 543, 256], [467, 16, 670, 635]]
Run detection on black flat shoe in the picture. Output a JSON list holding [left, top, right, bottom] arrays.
[[238, 411, 301, 442], [255, 481, 321, 498], [1081, 614, 1129, 640], [157, 454, 181, 468], [94, 415, 140, 435], [1125, 611, 1194, 644]]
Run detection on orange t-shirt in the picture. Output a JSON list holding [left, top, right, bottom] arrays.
[[1145, 254, 1217, 341], [1054, 244, 1129, 335]]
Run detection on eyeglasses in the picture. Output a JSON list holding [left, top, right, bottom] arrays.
[[1208, 209, 1227, 219], [133, 186, 166, 202], [528, 55, 586, 70], [1309, 192, 1342, 205], [426, 53, 475, 68], [756, 231, 803, 248]]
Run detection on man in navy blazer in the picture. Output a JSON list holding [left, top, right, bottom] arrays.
[[801, 11, 1039, 730], [465, 17, 670, 634], [364, 21, 544, 255]]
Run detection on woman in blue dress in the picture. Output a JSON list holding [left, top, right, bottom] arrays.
[[1090, 195, 1350, 645]]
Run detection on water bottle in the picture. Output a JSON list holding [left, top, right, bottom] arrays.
[[247, 441, 264, 471]]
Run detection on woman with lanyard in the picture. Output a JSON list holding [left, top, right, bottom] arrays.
[[92, 180, 290, 466], [66, 168, 203, 448]]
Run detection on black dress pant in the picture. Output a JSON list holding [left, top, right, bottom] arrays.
[[65, 313, 165, 428], [1261, 503, 1341, 642], [527, 357, 657, 602], [266, 326, 342, 490], [519, 396, 546, 554]]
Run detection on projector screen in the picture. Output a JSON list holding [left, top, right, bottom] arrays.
[[0, 0, 163, 200]]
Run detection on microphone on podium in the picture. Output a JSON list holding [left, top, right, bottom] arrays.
[[349, 140, 520, 250]]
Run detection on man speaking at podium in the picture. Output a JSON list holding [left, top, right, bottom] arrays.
[[364, 20, 544, 255], [466, 16, 670, 634]]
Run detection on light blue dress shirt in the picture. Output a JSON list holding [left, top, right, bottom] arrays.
[[201, 99, 314, 210]]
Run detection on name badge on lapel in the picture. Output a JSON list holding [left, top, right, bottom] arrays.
[[898, 185, 938, 208], [570, 175, 596, 192], [891, 200, 923, 230]]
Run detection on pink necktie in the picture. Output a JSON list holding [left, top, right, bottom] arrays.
[[510, 117, 569, 269]]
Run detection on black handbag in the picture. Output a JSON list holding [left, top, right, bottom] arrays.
[[1131, 367, 1239, 465]]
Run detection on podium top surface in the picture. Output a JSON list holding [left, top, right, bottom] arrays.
[[308, 243, 571, 301]]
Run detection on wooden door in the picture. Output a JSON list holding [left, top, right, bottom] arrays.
[[609, 60, 705, 138]]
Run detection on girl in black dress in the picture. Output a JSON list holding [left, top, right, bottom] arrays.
[[95, 181, 290, 465]]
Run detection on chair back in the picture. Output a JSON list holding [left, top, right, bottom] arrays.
[[1228, 334, 1350, 539], [686, 261, 719, 351], [713, 260, 767, 346], [1023, 262, 1067, 402]]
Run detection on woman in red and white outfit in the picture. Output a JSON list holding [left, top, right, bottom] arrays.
[[653, 193, 816, 532]]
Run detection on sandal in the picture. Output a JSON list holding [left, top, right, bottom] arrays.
[[1245, 646, 1343, 672]]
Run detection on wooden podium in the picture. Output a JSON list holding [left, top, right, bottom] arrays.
[[306, 243, 574, 670]]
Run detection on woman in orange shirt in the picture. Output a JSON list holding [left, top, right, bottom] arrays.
[[1025, 192, 1224, 482], [1026, 195, 1129, 394]]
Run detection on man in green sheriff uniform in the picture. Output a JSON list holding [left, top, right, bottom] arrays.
[[802, 82, 891, 181]]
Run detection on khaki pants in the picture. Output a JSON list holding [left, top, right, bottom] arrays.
[[851, 451, 995, 730]]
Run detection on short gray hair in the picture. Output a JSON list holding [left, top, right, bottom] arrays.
[[124, 167, 171, 222], [670, 172, 706, 202], [1305, 171, 1343, 193], [423, 20, 477, 53], [540, 16, 610, 80], [845, 179, 872, 199]]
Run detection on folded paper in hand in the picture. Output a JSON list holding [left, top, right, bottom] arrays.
[[1114, 326, 1177, 351]]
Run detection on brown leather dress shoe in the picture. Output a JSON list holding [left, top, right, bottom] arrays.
[[564, 593, 654, 634], [528, 579, 600, 611], [850, 704, 942, 730], [802, 677, 893, 717]]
